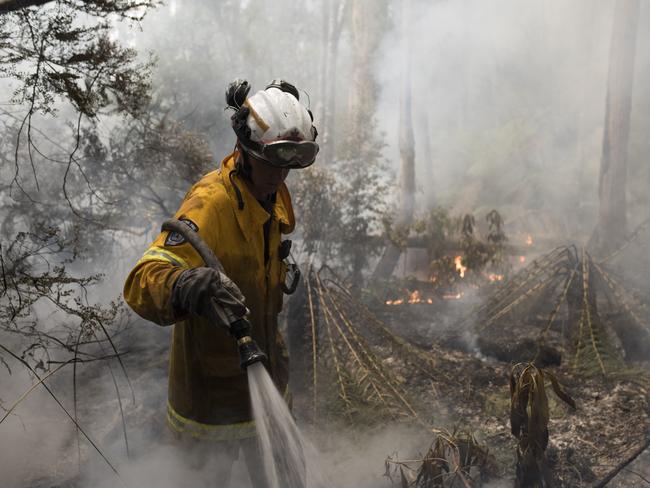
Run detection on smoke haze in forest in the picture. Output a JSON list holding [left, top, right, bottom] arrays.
[[0, 0, 649, 486]]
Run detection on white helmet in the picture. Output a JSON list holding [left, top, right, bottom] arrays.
[[245, 87, 315, 143], [227, 79, 319, 168]]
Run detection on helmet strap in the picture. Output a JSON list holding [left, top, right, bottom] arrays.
[[235, 143, 253, 181]]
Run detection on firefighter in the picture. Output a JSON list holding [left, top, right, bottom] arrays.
[[123, 79, 318, 486]]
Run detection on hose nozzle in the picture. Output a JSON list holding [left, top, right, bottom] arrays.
[[231, 319, 267, 369], [236, 335, 267, 369]]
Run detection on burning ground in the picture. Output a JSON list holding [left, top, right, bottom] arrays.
[[1, 239, 649, 487], [285, 242, 650, 487]]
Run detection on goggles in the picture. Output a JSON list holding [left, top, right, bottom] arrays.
[[244, 140, 319, 169]]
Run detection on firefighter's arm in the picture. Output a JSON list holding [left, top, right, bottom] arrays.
[[123, 174, 243, 326], [123, 259, 186, 326]]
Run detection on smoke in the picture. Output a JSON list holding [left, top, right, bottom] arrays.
[[0, 369, 72, 488], [112, 0, 650, 246], [375, 0, 630, 239], [1, 0, 650, 486], [83, 421, 433, 488]]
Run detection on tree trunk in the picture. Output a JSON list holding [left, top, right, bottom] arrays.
[[419, 105, 435, 209], [345, 0, 386, 283], [318, 0, 331, 149], [373, 0, 415, 280], [457, 0, 471, 129], [399, 17, 415, 224], [323, 0, 347, 164], [591, 0, 640, 256], [347, 0, 382, 149]]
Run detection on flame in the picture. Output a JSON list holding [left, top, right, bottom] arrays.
[[408, 290, 434, 304], [488, 273, 504, 282], [519, 256, 526, 264], [525, 234, 533, 246], [386, 290, 435, 305], [454, 255, 467, 278], [443, 291, 464, 300]]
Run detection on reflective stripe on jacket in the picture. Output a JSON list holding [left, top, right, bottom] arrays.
[[123, 150, 293, 439]]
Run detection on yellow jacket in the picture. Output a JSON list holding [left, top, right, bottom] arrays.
[[123, 151, 293, 440]]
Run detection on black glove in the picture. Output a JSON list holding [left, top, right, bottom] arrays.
[[171, 267, 247, 323]]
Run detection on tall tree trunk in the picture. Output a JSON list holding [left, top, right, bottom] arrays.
[[419, 104, 435, 209], [319, 0, 331, 149], [399, 21, 415, 224], [373, 0, 415, 280], [347, 0, 383, 149], [572, 2, 597, 229], [323, 0, 347, 164], [457, 0, 471, 129], [345, 0, 386, 283], [591, 0, 640, 256]]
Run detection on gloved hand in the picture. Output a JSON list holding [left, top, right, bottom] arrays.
[[171, 267, 248, 323]]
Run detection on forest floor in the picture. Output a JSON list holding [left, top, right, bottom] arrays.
[[334, 300, 650, 487], [10, 289, 650, 488]]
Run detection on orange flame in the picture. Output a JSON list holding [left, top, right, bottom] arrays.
[[519, 256, 526, 264], [454, 256, 467, 278], [525, 234, 533, 246], [488, 273, 504, 282], [386, 290, 435, 305]]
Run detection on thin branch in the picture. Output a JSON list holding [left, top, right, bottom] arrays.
[[0, 343, 126, 485], [0, 359, 70, 426], [92, 330, 130, 459]]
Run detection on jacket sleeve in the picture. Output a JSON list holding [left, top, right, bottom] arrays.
[[123, 172, 227, 326], [123, 260, 186, 326]]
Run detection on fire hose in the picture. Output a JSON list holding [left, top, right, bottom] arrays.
[[161, 219, 267, 369]]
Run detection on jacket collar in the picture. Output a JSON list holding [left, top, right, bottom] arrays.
[[220, 151, 295, 241]]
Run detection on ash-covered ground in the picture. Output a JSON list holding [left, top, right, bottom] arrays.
[[4, 260, 649, 488]]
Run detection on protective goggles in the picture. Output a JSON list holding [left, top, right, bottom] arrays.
[[244, 140, 319, 169]]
